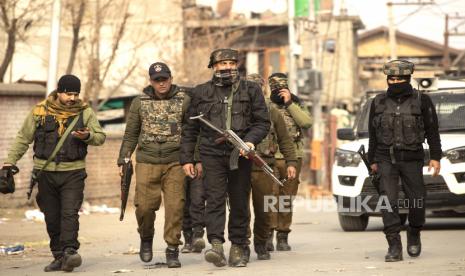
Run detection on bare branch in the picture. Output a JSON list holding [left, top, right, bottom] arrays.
[[0, 1, 10, 29], [101, 0, 130, 83], [98, 60, 138, 110], [66, 0, 86, 74]]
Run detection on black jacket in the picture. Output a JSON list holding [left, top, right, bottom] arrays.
[[180, 80, 270, 164], [368, 88, 442, 164]]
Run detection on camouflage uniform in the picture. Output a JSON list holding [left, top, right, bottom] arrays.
[[268, 73, 312, 250], [246, 74, 297, 259], [382, 59, 415, 76], [118, 63, 191, 266]]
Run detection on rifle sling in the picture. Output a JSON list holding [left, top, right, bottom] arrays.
[[36, 113, 82, 176]]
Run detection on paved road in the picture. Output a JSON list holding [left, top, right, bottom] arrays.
[[1, 198, 465, 275]]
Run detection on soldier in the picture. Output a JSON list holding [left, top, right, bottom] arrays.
[[246, 73, 297, 261], [117, 62, 191, 268], [3, 74, 106, 272], [180, 48, 270, 267], [181, 163, 206, 254], [267, 73, 312, 251], [368, 60, 441, 262]]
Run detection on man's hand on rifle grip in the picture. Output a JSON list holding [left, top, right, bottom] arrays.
[[240, 142, 255, 158]]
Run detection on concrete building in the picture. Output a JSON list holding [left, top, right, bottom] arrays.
[[306, 13, 364, 108], [358, 26, 465, 91], [0, 0, 185, 98]]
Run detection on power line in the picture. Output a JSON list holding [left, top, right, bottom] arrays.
[[395, 5, 426, 25]]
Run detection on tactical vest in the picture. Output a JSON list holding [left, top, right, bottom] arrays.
[[372, 91, 425, 151], [33, 113, 87, 162], [256, 100, 277, 157], [139, 88, 186, 144], [198, 80, 253, 134], [274, 104, 302, 142]]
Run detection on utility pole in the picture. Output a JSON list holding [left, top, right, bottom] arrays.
[[443, 14, 450, 70], [46, 0, 62, 95], [386, 1, 434, 61], [443, 13, 465, 71], [307, 0, 323, 186], [288, 0, 298, 96], [387, 2, 397, 60]]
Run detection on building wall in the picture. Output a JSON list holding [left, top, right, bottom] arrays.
[[0, 0, 185, 93], [358, 35, 443, 58], [0, 91, 42, 207], [317, 17, 360, 107]]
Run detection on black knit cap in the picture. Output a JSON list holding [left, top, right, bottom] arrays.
[[57, 74, 81, 93]]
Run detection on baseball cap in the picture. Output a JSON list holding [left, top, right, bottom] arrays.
[[148, 62, 171, 80]]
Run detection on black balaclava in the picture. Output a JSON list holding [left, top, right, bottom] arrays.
[[387, 75, 413, 98]]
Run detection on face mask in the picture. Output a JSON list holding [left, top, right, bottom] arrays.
[[212, 69, 239, 86], [387, 82, 411, 94], [270, 89, 285, 105], [270, 89, 301, 106]]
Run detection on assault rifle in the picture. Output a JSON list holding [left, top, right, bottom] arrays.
[[357, 145, 380, 193], [190, 114, 283, 186], [119, 153, 133, 221]]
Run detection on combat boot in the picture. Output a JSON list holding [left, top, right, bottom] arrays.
[[407, 227, 422, 257], [254, 242, 271, 260], [191, 228, 206, 253], [204, 239, 227, 267], [44, 256, 63, 272], [385, 234, 403, 262], [181, 231, 193, 253], [166, 245, 181, 268], [139, 238, 153, 262], [228, 244, 247, 267], [61, 248, 82, 272], [276, 231, 291, 251], [242, 244, 250, 263], [266, 230, 275, 251]]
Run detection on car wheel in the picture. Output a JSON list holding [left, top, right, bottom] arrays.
[[338, 213, 369, 231]]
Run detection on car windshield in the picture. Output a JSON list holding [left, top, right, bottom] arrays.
[[356, 90, 465, 137]]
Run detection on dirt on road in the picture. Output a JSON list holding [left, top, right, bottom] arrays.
[[1, 199, 465, 275]]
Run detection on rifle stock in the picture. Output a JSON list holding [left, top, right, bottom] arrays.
[[27, 170, 38, 200], [120, 154, 134, 221]]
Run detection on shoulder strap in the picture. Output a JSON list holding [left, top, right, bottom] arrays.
[[226, 86, 234, 130], [415, 89, 422, 107], [39, 113, 82, 172], [226, 80, 242, 130]]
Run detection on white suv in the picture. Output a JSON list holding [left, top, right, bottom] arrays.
[[332, 84, 465, 231]]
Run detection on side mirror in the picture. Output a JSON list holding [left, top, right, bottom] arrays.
[[337, 128, 356, 141]]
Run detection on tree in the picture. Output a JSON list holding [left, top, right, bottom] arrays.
[[180, 2, 245, 85], [182, 25, 245, 85], [0, 0, 49, 82], [64, 0, 85, 74]]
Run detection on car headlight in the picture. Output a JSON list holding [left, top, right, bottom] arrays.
[[335, 149, 361, 167], [445, 147, 465, 164]]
